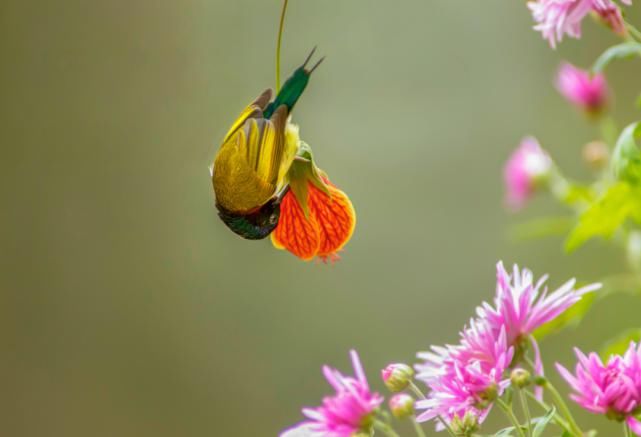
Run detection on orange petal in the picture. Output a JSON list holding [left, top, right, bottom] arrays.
[[308, 182, 356, 260], [271, 190, 320, 260]]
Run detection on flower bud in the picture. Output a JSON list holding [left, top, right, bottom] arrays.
[[582, 141, 609, 170], [510, 368, 532, 389], [381, 363, 414, 392], [556, 62, 608, 115], [475, 383, 498, 409], [451, 411, 479, 437], [504, 137, 552, 210], [534, 375, 548, 386], [389, 393, 415, 419]]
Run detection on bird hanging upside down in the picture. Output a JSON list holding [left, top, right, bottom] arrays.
[[212, 50, 323, 240], [212, 49, 356, 261]]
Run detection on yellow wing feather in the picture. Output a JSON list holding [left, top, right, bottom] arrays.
[[213, 90, 299, 213]]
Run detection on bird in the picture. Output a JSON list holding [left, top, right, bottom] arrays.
[[212, 49, 324, 240]]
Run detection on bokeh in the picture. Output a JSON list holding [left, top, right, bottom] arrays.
[[2, 0, 640, 435]]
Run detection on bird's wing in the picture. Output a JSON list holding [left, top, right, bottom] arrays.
[[213, 128, 276, 213], [242, 105, 296, 190], [222, 88, 273, 143]]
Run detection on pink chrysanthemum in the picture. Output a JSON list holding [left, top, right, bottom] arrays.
[[557, 343, 641, 434], [528, 0, 632, 47], [479, 262, 601, 346], [280, 350, 383, 437], [477, 262, 601, 385], [504, 137, 552, 210], [556, 62, 608, 114], [415, 322, 514, 427], [592, 0, 627, 35], [528, 0, 594, 48]]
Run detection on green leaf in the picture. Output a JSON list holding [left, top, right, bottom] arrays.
[[533, 293, 597, 340], [593, 42, 641, 73], [600, 328, 641, 358], [612, 123, 641, 183], [492, 425, 527, 436], [565, 182, 641, 252], [532, 407, 556, 437]]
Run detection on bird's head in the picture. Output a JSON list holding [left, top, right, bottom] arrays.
[[216, 197, 282, 240]]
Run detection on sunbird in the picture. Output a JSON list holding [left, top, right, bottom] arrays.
[[212, 49, 324, 240]]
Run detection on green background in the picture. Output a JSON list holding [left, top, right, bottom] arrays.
[[2, 0, 640, 435]]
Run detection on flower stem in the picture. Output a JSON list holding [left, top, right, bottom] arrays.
[[275, 0, 289, 92], [625, 22, 641, 43], [518, 389, 533, 437], [523, 389, 570, 432], [408, 380, 427, 399], [624, 422, 632, 437], [599, 115, 618, 147], [497, 398, 526, 437], [411, 416, 427, 437], [373, 419, 400, 437], [543, 381, 583, 436]]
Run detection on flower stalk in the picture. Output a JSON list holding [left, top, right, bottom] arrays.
[[542, 380, 583, 436], [497, 398, 526, 437], [275, 0, 289, 91], [518, 389, 533, 437]]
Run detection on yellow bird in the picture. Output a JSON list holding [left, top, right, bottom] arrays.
[[212, 50, 323, 239]]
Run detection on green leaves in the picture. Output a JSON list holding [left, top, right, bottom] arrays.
[[593, 42, 641, 73], [565, 182, 641, 252], [533, 293, 597, 340], [612, 123, 641, 183], [488, 409, 557, 437], [561, 123, 641, 251], [532, 407, 556, 437], [601, 328, 641, 358]]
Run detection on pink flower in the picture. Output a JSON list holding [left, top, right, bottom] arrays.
[[528, 0, 594, 48], [415, 322, 514, 427], [528, 0, 632, 47], [280, 350, 383, 437], [592, 0, 626, 35], [478, 262, 601, 346], [477, 262, 601, 390], [557, 343, 641, 434], [503, 137, 552, 210], [556, 62, 609, 114]]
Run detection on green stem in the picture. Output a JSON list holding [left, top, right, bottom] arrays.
[[411, 416, 427, 437], [275, 0, 289, 92], [625, 22, 641, 43], [599, 115, 618, 147], [523, 390, 570, 432], [436, 416, 458, 437], [624, 422, 633, 437], [409, 381, 427, 399], [518, 390, 533, 437], [373, 419, 400, 437], [544, 381, 583, 436], [497, 398, 526, 437]]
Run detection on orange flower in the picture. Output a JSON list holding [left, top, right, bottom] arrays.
[[271, 177, 356, 262]]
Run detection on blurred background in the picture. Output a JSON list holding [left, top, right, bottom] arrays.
[[2, 0, 641, 435]]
